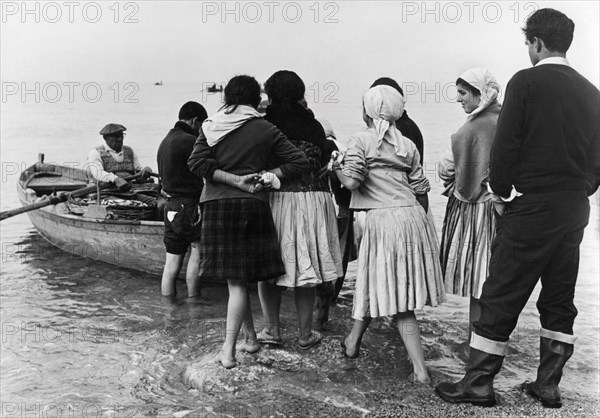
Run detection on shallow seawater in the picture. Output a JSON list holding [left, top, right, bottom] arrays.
[[1, 84, 598, 416], [1, 217, 598, 417]]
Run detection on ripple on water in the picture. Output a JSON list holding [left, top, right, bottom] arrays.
[[1, 208, 598, 415]]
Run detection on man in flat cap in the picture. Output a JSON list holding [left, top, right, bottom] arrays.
[[87, 123, 155, 205]]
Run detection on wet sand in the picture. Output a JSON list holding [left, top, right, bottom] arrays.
[[180, 273, 599, 418]]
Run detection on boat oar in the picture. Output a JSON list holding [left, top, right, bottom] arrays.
[[0, 172, 149, 222]]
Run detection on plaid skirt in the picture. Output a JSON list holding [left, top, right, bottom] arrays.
[[198, 198, 285, 283]]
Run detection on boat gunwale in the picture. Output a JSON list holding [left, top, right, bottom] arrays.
[[18, 162, 165, 229]]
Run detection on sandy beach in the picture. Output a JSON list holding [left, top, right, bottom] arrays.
[[177, 279, 599, 418]]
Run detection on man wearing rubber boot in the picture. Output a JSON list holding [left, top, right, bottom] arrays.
[[435, 8, 600, 408]]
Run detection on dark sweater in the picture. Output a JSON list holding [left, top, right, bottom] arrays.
[[157, 121, 203, 198], [187, 118, 308, 204], [490, 64, 600, 197], [396, 111, 425, 165]]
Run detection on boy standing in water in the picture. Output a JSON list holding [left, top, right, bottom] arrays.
[[157, 102, 208, 298]]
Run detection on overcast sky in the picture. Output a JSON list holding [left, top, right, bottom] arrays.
[[1, 1, 599, 92]]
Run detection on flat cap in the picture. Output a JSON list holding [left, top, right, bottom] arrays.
[[99, 123, 127, 136]]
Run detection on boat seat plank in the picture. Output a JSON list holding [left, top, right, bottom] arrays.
[[27, 176, 89, 194]]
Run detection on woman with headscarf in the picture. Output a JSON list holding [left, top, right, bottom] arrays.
[[255, 70, 343, 350], [332, 85, 445, 384], [187, 75, 308, 369], [438, 68, 502, 349], [370, 77, 425, 164]]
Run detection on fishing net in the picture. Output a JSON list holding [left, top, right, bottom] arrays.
[[66, 197, 156, 220]]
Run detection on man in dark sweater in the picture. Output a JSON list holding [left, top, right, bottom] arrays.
[[436, 8, 600, 408], [157, 101, 208, 298]]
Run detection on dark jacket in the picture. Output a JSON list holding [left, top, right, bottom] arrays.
[[396, 111, 425, 165]]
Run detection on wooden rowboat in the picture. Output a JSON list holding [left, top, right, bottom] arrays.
[[17, 161, 169, 276]]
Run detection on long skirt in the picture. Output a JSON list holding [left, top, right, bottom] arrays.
[[198, 198, 285, 283], [440, 195, 496, 298], [269, 191, 343, 288], [352, 205, 445, 320]]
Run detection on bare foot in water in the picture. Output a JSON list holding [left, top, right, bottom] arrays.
[[215, 351, 236, 369], [238, 339, 261, 354]]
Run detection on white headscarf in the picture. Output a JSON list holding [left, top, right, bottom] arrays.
[[458, 68, 500, 120], [363, 85, 407, 155], [202, 105, 263, 147]]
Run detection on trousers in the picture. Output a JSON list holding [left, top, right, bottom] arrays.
[[474, 190, 590, 342]]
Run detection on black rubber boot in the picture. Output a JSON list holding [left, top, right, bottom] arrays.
[[435, 347, 504, 407], [523, 336, 574, 408]]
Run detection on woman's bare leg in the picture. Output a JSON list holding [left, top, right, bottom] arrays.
[[217, 280, 247, 369], [257, 281, 282, 340], [295, 286, 316, 344], [343, 317, 372, 357], [239, 291, 261, 353], [396, 311, 430, 383]]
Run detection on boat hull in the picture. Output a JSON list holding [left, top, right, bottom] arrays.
[[17, 162, 169, 276]]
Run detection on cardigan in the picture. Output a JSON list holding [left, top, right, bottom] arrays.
[[187, 118, 308, 204], [343, 126, 430, 210]]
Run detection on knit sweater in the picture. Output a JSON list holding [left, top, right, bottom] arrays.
[[157, 121, 204, 199], [489, 64, 600, 197]]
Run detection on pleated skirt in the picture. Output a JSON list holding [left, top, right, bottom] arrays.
[[269, 191, 344, 288], [440, 195, 496, 298], [352, 205, 445, 320], [198, 198, 285, 283]]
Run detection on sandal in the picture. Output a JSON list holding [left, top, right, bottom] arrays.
[[298, 331, 323, 350], [256, 329, 283, 346]]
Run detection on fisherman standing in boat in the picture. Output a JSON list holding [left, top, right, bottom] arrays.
[[87, 123, 155, 205], [157, 102, 208, 298]]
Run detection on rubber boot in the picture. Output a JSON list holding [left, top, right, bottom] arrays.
[[435, 347, 504, 407], [523, 336, 574, 408]]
